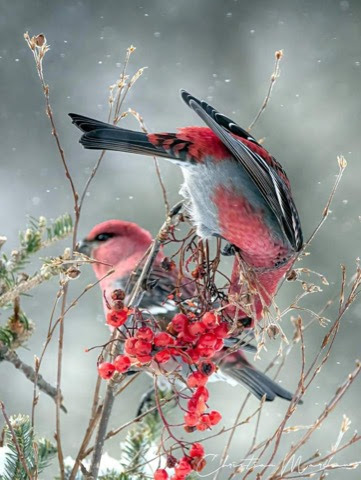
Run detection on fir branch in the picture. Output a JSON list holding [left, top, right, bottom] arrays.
[[1, 408, 32, 480], [0, 214, 73, 307], [1, 410, 57, 480]]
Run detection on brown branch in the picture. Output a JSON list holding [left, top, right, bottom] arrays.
[[248, 50, 283, 131], [1, 401, 33, 480], [269, 361, 361, 479], [127, 109, 170, 214], [81, 389, 176, 459], [88, 383, 116, 478], [68, 376, 103, 480], [88, 202, 183, 478], [214, 393, 252, 480], [55, 288, 67, 479], [0, 274, 46, 307], [24, 33, 80, 479], [0, 346, 66, 412]]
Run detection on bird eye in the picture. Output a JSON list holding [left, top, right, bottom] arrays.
[[94, 233, 115, 242]]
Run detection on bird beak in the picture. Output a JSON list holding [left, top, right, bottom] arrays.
[[76, 239, 93, 257]]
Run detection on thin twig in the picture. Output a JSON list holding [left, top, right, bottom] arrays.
[[277, 157, 347, 296], [68, 375, 103, 480], [214, 393, 251, 480], [269, 361, 361, 479], [1, 401, 33, 480], [82, 389, 178, 459], [88, 202, 183, 478], [248, 50, 283, 131], [0, 346, 66, 412], [88, 384, 116, 478], [127, 109, 170, 214]]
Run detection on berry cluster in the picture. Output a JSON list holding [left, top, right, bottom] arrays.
[[97, 291, 231, 479], [154, 442, 206, 479]]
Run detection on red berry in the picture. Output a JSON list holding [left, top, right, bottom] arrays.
[[97, 362, 115, 379], [175, 457, 192, 476], [201, 312, 219, 329], [196, 422, 209, 431], [136, 326, 154, 342], [196, 399, 207, 415], [182, 348, 200, 365], [197, 333, 217, 348], [177, 327, 197, 343], [209, 410, 222, 425], [214, 322, 230, 338], [187, 393, 206, 415], [170, 313, 189, 332], [106, 309, 128, 328], [195, 346, 215, 358], [189, 442, 205, 458], [191, 456, 207, 472], [167, 347, 179, 356], [154, 332, 175, 347], [194, 386, 209, 402], [187, 321, 206, 336], [214, 338, 224, 352], [124, 337, 137, 355], [187, 397, 198, 412], [154, 349, 172, 364], [136, 354, 153, 364], [184, 412, 199, 427], [135, 339, 152, 356], [187, 371, 208, 388], [154, 469, 168, 480], [197, 414, 212, 430], [113, 354, 131, 373]]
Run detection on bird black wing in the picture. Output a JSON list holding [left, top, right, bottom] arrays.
[[180, 90, 303, 252]]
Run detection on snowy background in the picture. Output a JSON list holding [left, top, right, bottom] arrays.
[[0, 0, 360, 478]]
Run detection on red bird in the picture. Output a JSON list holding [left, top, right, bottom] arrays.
[[70, 91, 303, 322], [79, 219, 296, 402]]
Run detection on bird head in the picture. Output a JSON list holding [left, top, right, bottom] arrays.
[[78, 220, 153, 279]]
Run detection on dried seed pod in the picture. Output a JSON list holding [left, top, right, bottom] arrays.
[[112, 300, 124, 311], [286, 270, 297, 281], [267, 324, 280, 339], [111, 289, 126, 301], [35, 34, 46, 47], [166, 455, 177, 468], [66, 266, 81, 279]]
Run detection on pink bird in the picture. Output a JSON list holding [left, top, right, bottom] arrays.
[[79, 219, 296, 402], [70, 90, 303, 324]]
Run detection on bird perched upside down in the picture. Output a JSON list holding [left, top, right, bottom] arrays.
[[78, 219, 297, 403], [70, 90, 303, 323]]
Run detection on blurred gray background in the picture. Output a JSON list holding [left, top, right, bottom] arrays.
[[0, 0, 360, 478]]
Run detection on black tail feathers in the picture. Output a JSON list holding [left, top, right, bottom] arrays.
[[227, 365, 297, 402], [69, 113, 160, 155]]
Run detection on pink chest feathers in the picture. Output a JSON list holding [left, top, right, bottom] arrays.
[[213, 186, 288, 268]]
